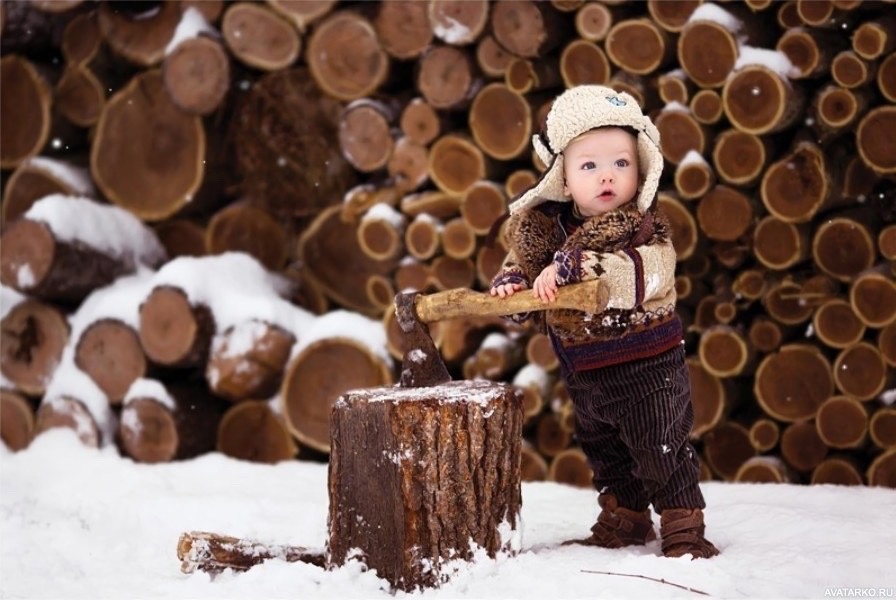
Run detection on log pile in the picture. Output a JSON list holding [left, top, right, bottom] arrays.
[[1, 0, 894, 492]]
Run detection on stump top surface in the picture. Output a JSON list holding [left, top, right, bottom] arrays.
[[339, 379, 513, 407]]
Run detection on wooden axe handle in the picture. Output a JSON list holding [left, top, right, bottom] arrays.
[[414, 279, 609, 323]]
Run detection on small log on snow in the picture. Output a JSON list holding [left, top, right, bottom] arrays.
[[0, 299, 69, 397], [328, 380, 522, 592], [33, 396, 101, 447], [75, 318, 147, 405], [0, 55, 52, 169], [754, 344, 833, 422], [217, 400, 298, 464], [280, 337, 393, 453], [206, 320, 295, 403], [220, 3, 299, 72], [138, 285, 215, 368], [1, 390, 35, 451], [119, 381, 227, 463], [177, 531, 325, 575]]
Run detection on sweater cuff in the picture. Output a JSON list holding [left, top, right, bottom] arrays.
[[491, 269, 529, 290], [553, 248, 583, 285]]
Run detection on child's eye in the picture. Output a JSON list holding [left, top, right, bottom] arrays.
[[614, 159, 630, 168], [581, 161, 596, 170]]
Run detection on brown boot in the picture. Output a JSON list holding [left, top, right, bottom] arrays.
[[564, 494, 656, 548], [660, 508, 720, 559]]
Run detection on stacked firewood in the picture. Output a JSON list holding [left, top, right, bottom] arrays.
[[1, 0, 894, 489]]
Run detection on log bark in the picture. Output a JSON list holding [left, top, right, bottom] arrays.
[[754, 344, 833, 422], [119, 382, 227, 463], [91, 70, 205, 222], [0, 298, 69, 396], [138, 285, 216, 368], [163, 35, 230, 116], [0, 55, 52, 169], [206, 320, 295, 403], [1, 389, 35, 451], [177, 531, 325, 575], [328, 380, 522, 592], [75, 318, 147, 405], [230, 68, 354, 218], [206, 200, 289, 271], [280, 337, 393, 453], [216, 400, 298, 463]]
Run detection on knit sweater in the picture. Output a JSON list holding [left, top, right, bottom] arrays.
[[491, 200, 681, 372]]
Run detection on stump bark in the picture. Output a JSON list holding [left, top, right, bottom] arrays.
[[327, 380, 523, 592]]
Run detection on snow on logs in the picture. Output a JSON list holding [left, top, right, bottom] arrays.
[[2, 0, 894, 488]]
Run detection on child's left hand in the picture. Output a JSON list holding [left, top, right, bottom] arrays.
[[533, 263, 559, 303]]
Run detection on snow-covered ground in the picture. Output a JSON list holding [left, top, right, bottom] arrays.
[[2, 429, 893, 600]]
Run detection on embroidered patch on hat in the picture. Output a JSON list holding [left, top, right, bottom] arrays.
[[606, 95, 627, 106]]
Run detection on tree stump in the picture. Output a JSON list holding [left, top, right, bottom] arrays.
[[327, 380, 523, 592]]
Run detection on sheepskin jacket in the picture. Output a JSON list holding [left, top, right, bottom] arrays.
[[491, 200, 682, 372]]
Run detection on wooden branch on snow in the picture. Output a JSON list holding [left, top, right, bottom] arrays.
[[177, 531, 325, 574]]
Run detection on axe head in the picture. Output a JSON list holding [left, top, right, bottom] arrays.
[[394, 291, 451, 388]]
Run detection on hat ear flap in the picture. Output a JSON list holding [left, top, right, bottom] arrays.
[[532, 134, 553, 166]]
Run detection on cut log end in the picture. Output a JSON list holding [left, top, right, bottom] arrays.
[[34, 397, 101, 447], [139, 286, 214, 367], [75, 319, 147, 404], [222, 3, 300, 72], [755, 345, 833, 422], [1, 390, 35, 451], [217, 401, 298, 464], [119, 398, 179, 463], [1, 299, 69, 397], [307, 12, 388, 101], [163, 36, 230, 116], [0, 219, 56, 293]]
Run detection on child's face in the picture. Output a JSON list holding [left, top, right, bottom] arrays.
[[562, 127, 640, 217]]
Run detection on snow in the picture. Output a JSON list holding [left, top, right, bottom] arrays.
[[679, 149, 708, 168], [2, 429, 894, 599], [23, 156, 95, 196], [363, 202, 407, 229], [734, 46, 799, 79], [165, 6, 216, 55], [25, 195, 167, 270], [124, 378, 176, 411], [432, 15, 472, 45], [687, 3, 743, 33]]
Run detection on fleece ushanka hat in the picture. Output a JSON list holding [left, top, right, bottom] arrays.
[[509, 85, 663, 215]]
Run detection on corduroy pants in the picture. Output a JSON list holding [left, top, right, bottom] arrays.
[[563, 343, 706, 513]]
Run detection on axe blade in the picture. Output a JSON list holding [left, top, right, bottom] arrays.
[[394, 291, 451, 388]]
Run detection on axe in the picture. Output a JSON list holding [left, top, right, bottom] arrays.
[[394, 279, 609, 387]]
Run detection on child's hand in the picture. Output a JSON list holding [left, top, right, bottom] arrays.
[[533, 264, 559, 303], [490, 282, 525, 298]]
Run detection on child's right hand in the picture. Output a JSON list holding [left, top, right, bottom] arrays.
[[490, 282, 525, 298]]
